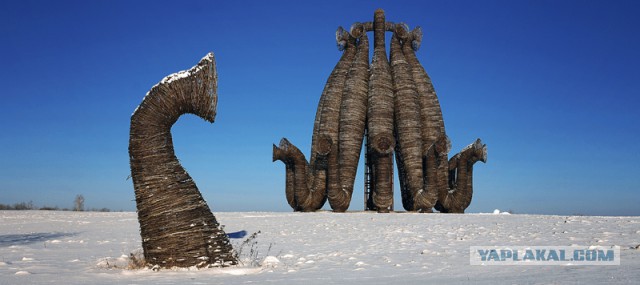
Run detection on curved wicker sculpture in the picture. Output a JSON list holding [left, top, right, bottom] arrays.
[[434, 138, 488, 213], [274, 9, 487, 213], [129, 53, 236, 268]]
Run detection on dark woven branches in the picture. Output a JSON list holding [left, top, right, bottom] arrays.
[[129, 53, 236, 268], [399, 27, 445, 147], [334, 33, 370, 212], [396, 24, 449, 213], [367, 9, 395, 212], [434, 139, 488, 213], [324, 29, 358, 211], [272, 138, 327, 211], [390, 33, 432, 212], [274, 9, 487, 213], [273, 28, 358, 212]]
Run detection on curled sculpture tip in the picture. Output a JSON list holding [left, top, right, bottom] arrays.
[[474, 138, 488, 163], [481, 145, 488, 163], [350, 22, 364, 38], [401, 23, 410, 32], [411, 26, 423, 51], [278, 138, 291, 149], [375, 8, 385, 17], [392, 23, 411, 43], [273, 138, 292, 162], [395, 23, 410, 36], [336, 26, 348, 51], [272, 144, 279, 162], [201, 52, 215, 63]]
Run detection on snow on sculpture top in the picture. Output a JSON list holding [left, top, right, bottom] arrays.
[[132, 52, 217, 117]]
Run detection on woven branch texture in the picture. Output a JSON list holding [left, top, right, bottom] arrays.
[[129, 53, 236, 268], [367, 9, 396, 212], [334, 33, 370, 212], [274, 9, 487, 213]]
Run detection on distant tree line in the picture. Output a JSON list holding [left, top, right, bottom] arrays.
[[0, 195, 112, 212], [0, 201, 36, 210], [0, 202, 111, 212]]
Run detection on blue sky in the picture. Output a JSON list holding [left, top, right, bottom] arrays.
[[1, 0, 639, 215]]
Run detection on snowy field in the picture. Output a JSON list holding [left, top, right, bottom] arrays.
[[1, 210, 639, 284]]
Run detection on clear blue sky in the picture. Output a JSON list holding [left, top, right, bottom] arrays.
[[1, 0, 639, 215]]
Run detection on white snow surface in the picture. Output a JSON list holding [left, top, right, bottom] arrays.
[[1, 210, 639, 284]]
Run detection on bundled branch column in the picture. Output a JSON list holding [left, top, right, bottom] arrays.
[[366, 9, 396, 212], [272, 27, 358, 211], [390, 30, 425, 212], [334, 27, 370, 212]]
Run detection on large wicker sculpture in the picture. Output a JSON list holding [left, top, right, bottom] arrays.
[[129, 53, 236, 268], [274, 10, 487, 213]]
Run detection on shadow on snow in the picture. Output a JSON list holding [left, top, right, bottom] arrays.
[[0, 232, 79, 247]]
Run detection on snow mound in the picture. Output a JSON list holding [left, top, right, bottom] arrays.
[[492, 209, 511, 215], [261, 256, 280, 267], [96, 254, 131, 269]]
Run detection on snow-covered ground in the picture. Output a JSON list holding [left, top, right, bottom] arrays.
[[1, 210, 639, 284]]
